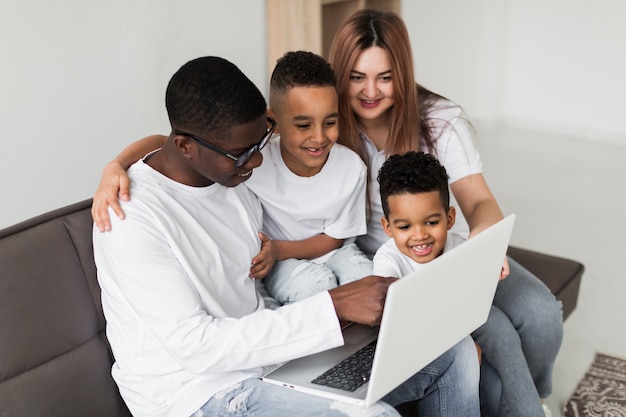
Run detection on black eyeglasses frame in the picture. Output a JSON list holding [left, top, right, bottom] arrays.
[[174, 117, 276, 168]]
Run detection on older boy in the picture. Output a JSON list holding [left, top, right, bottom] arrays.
[[246, 51, 372, 304], [93, 57, 480, 417]]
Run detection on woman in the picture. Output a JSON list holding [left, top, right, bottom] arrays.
[[327, 9, 561, 417]]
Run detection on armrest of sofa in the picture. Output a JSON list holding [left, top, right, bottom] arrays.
[[507, 246, 584, 321]]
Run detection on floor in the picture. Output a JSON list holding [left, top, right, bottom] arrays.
[[475, 124, 626, 416]]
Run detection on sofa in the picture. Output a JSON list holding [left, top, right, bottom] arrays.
[[0, 199, 584, 416]]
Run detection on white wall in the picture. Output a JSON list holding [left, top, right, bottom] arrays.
[[403, 0, 626, 143], [501, 1, 626, 141], [2, 0, 625, 228], [0, 0, 267, 228]]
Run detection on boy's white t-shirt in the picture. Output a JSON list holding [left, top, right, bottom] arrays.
[[245, 137, 367, 263], [357, 99, 482, 256], [372, 231, 467, 278]]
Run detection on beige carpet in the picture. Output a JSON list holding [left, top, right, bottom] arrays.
[[563, 353, 626, 417]]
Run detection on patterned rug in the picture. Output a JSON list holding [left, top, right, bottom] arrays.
[[563, 352, 626, 417]]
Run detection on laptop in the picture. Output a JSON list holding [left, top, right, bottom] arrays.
[[262, 214, 516, 407]]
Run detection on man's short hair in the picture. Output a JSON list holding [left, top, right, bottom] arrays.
[[378, 151, 450, 218], [269, 51, 336, 109], [166, 56, 266, 138]]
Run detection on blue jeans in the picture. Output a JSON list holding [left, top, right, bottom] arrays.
[[193, 336, 480, 416], [265, 243, 373, 305], [479, 358, 502, 417], [473, 257, 563, 417]]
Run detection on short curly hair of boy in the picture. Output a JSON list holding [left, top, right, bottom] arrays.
[[269, 51, 336, 109], [378, 151, 450, 218]]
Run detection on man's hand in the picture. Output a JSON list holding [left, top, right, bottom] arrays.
[[329, 275, 398, 327]]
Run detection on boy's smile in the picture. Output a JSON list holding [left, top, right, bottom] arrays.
[[270, 86, 339, 177], [381, 191, 455, 264]]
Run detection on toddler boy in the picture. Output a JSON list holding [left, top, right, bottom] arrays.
[[372, 151, 464, 277]]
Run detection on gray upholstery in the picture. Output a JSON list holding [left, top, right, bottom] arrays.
[[0, 199, 583, 416], [0, 199, 131, 417]]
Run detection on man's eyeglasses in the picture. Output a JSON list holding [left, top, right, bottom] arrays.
[[174, 117, 276, 168]]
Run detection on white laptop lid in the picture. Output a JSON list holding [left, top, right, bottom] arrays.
[[365, 214, 516, 405], [264, 214, 516, 407]]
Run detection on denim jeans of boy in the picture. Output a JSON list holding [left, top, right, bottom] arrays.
[[193, 336, 480, 417], [264, 243, 373, 305]]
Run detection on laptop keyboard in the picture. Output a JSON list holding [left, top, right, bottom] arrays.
[[311, 339, 377, 392]]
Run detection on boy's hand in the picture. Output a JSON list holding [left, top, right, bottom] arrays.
[[474, 341, 483, 364], [249, 233, 276, 279], [499, 257, 510, 280], [92, 161, 131, 232]]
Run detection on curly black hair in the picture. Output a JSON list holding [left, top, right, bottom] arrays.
[[269, 51, 336, 109], [377, 151, 450, 218], [165, 56, 266, 138]]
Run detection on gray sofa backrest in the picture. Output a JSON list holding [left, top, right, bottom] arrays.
[[0, 198, 583, 417], [0, 199, 131, 417]]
